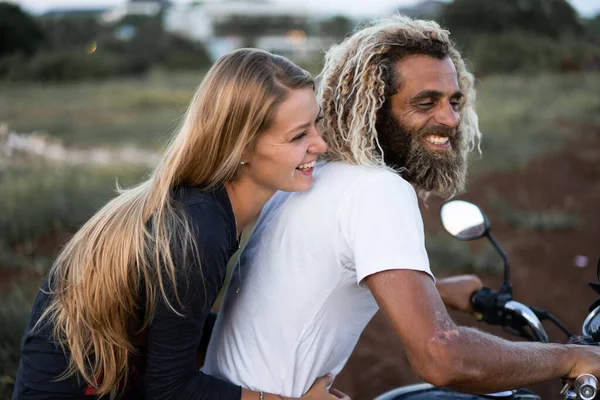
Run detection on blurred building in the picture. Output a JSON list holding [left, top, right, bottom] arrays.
[[101, 0, 171, 24], [42, 7, 109, 20], [164, 0, 335, 62]]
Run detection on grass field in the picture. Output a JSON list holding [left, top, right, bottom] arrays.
[[0, 71, 599, 399], [472, 73, 600, 173], [0, 70, 201, 148]]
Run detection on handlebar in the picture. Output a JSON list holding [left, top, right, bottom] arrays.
[[504, 301, 549, 343], [575, 374, 598, 400], [470, 287, 549, 343], [564, 374, 599, 400]]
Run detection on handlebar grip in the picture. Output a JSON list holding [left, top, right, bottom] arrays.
[[470, 287, 494, 314], [575, 374, 598, 400]]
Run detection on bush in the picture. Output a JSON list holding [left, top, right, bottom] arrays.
[[469, 31, 558, 75], [0, 11, 212, 82], [0, 2, 45, 58], [0, 284, 39, 400], [487, 191, 582, 231], [0, 162, 150, 268], [440, 0, 584, 40], [426, 233, 503, 276], [0, 39, 212, 82], [0, 51, 154, 82], [468, 31, 600, 75], [158, 34, 212, 71]]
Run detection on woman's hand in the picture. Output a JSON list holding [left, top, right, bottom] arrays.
[[301, 374, 350, 400], [241, 374, 350, 400]]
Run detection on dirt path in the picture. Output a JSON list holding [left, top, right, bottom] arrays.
[[0, 124, 159, 167], [335, 124, 600, 399]]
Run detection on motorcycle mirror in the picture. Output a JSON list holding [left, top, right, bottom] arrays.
[[440, 200, 490, 241]]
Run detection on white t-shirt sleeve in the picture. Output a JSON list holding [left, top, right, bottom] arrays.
[[338, 172, 433, 286]]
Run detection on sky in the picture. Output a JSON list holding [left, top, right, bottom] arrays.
[[8, 0, 600, 18]]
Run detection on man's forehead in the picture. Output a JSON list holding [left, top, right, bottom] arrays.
[[395, 56, 459, 94]]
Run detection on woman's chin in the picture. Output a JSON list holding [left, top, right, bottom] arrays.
[[283, 175, 314, 193]]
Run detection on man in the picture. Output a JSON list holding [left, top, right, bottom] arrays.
[[203, 16, 600, 397]]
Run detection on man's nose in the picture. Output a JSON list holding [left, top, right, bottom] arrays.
[[435, 102, 460, 128], [308, 129, 328, 154]]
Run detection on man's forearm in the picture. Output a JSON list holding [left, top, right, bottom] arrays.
[[367, 270, 587, 394], [428, 323, 574, 393]]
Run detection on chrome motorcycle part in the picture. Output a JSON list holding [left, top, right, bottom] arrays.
[[582, 305, 600, 338], [440, 200, 489, 241], [574, 374, 598, 400], [504, 301, 549, 343]]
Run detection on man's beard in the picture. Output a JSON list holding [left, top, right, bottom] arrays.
[[376, 106, 467, 199]]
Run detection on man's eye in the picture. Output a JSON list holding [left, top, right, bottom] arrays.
[[418, 102, 434, 108], [451, 102, 460, 111], [292, 132, 307, 141]]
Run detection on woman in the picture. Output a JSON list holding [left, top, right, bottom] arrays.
[[13, 49, 348, 400]]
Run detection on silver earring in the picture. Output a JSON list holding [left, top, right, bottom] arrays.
[[240, 161, 246, 165]]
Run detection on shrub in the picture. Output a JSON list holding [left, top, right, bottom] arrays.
[[0, 162, 150, 268], [465, 31, 600, 75], [487, 191, 582, 231], [0, 51, 152, 82], [426, 233, 504, 276], [0, 2, 45, 57], [469, 31, 558, 75], [158, 34, 212, 71], [0, 284, 39, 400]]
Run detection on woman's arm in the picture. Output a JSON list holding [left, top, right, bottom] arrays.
[[195, 310, 217, 369], [143, 201, 242, 400]]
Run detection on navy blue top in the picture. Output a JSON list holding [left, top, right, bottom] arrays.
[[13, 185, 242, 400]]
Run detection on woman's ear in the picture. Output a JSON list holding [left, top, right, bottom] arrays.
[[239, 145, 255, 167]]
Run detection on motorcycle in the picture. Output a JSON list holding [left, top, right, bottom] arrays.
[[374, 199, 600, 400]]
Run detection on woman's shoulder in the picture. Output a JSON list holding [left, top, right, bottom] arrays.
[[172, 185, 223, 207], [171, 184, 236, 245], [172, 186, 229, 220]]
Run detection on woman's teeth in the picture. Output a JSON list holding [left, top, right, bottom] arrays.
[[297, 161, 316, 170], [425, 135, 450, 145]]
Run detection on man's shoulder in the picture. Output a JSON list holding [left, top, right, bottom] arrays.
[[320, 161, 414, 195]]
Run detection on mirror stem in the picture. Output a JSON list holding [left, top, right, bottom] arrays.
[[485, 232, 512, 295]]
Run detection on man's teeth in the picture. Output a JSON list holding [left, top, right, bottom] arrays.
[[297, 161, 316, 170], [425, 135, 450, 145]]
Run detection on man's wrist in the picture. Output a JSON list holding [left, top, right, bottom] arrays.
[[564, 344, 582, 378]]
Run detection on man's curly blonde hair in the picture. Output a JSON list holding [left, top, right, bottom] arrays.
[[317, 15, 481, 167]]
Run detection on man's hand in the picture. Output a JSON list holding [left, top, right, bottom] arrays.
[[436, 275, 483, 314], [568, 345, 600, 379]]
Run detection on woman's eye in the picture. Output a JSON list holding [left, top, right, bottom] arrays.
[[315, 115, 324, 123], [292, 132, 307, 141]]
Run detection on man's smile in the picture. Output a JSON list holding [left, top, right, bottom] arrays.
[[424, 135, 452, 150]]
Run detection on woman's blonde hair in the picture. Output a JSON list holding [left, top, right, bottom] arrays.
[[39, 48, 313, 398], [318, 15, 481, 167]]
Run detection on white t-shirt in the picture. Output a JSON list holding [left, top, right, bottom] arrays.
[[203, 161, 432, 397]]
